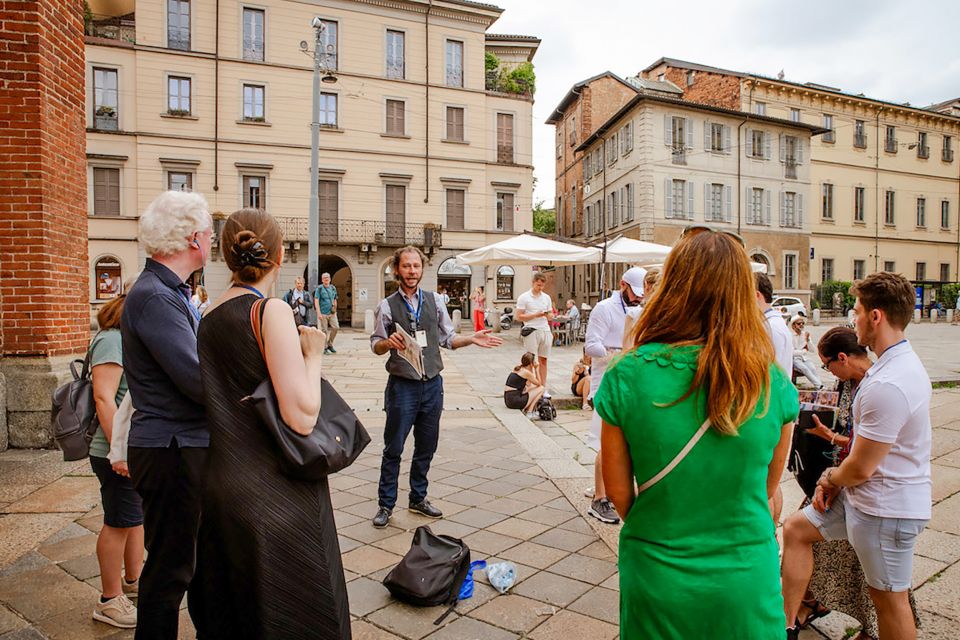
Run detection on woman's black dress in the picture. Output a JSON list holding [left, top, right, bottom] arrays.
[[196, 295, 350, 639]]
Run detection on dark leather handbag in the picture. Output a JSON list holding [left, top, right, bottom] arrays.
[[244, 298, 370, 480]]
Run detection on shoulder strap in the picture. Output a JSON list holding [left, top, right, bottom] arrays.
[[636, 419, 711, 495], [249, 298, 267, 360]]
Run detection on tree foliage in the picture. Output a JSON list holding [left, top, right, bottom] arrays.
[[532, 201, 555, 234], [484, 54, 536, 96]]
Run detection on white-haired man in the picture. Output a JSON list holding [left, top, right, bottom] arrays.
[[122, 190, 211, 640], [314, 272, 339, 354]]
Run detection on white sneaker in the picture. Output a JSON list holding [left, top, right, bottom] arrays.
[[93, 594, 137, 628], [543, 390, 552, 399], [525, 411, 539, 420], [583, 487, 595, 498]]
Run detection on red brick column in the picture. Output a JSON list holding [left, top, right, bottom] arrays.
[[0, 0, 89, 448]]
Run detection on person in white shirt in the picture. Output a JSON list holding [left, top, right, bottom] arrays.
[[790, 315, 823, 388], [755, 273, 793, 375], [582, 267, 646, 525], [781, 272, 931, 640], [516, 273, 554, 390]]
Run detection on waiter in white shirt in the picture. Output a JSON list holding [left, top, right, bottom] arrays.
[[582, 267, 646, 525], [755, 272, 793, 374]]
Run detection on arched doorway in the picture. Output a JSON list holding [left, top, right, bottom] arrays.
[[750, 252, 771, 275], [303, 255, 353, 325], [437, 258, 471, 317], [383, 262, 398, 299]]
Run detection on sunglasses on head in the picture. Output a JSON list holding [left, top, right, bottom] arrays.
[[681, 225, 746, 247]]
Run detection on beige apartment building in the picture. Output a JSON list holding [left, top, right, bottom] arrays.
[[84, 0, 538, 326], [643, 58, 960, 309]]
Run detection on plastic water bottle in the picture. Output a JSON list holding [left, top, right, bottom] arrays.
[[485, 561, 518, 594]]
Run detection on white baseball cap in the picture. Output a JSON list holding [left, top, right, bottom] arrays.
[[621, 267, 647, 297]]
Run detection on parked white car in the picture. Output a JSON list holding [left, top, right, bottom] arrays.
[[772, 296, 807, 319]]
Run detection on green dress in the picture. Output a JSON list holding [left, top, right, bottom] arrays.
[[594, 343, 799, 640]]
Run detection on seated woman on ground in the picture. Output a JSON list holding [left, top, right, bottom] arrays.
[[504, 352, 546, 419], [571, 354, 591, 411]]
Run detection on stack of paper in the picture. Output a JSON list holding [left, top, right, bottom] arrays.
[[394, 325, 424, 378]]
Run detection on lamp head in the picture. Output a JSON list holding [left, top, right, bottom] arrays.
[[299, 40, 308, 51], [311, 16, 323, 29]]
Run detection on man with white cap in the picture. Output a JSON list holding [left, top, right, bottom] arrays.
[[582, 266, 646, 524]]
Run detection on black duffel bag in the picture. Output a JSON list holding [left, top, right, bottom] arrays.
[[383, 526, 471, 625]]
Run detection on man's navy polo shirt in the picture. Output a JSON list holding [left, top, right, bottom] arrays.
[[121, 258, 208, 448]]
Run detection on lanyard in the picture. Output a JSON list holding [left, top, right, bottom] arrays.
[[237, 284, 265, 299], [619, 293, 627, 315], [179, 287, 201, 324], [401, 288, 423, 327]]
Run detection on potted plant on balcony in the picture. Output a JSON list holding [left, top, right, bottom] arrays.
[[167, 108, 191, 117], [95, 105, 116, 117]]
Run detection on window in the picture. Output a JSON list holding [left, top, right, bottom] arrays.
[[593, 149, 602, 176], [386, 30, 404, 79], [242, 175, 266, 209], [93, 67, 118, 130], [496, 113, 514, 163], [854, 260, 866, 281], [242, 8, 264, 61], [319, 92, 337, 127], [780, 191, 802, 228], [782, 135, 799, 178], [884, 261, 895, 273], [669, 116, 689, 164], [942, 200, 951, 229], [686, 70, 695, 86], [945, 136, 955, 162], [496, 266, 514, 300], [822, 258, 834, 283], [318, 179, 338, 239], [242, 84, 264, 121], [496, 192, 514, 231], [884, 190, 895, 225], [854, 187, 866, 223], [92, 167, 120, 216], [621, 122, 634, 154], [445, 188, 464, 230], [445, 40, 463, 87], [783, 253, 797, 289], [607, 191, 618, 229], [822, 184, 834, 219], [885, 126, 897, 153], [941, 263, 950, 283], [665, 178, 692, 220], [584, 204, 592, 236], [748, 129, 767, 159], [167, 0, 190, 50], [168, 171, 192, 192], [318, 20, 337, 70], [95, 257, 123, 301], [385, 184, 406, 243], [581, 154, 591, 179], [790, 108, 800, 123], [385, 99, 405, 135], [854, 120, 866, 148], [916, 263, 926, 281], [624, 183, 634, 222], [446, 106, 464, 141], [606, 136, 617, 165], [918, 131, 929, 158], [747, 187, 768, 225], [754, 102, 766, 116], [167, 76, 191, 115], [822, 114, 834, 143], [569, 116, 577, 146], [917, 197, 926, 227], [706, 183, 724, 222], [709, 123, 726, 152]]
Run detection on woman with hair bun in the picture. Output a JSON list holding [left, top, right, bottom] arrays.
[[195, 208, 350, 639]]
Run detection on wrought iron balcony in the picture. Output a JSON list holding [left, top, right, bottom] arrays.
[[885, 138, 898, 153], [917, 146, 930, 159], [944, 148, 955, 163], [784, 159, 798, 179], [272, 218, 442, 248], [85, 13, 136, 43], [853, 134, 867, 149]]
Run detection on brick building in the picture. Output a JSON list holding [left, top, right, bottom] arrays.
[[0, 1, 89, 448]]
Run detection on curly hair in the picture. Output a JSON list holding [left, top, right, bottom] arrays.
[[139, 191, 212, 256]]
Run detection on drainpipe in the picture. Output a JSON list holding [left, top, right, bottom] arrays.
[[956, 138, 959, 281], [737, 119, 746, 235], [213, 0, 220, 192], [874, 107, 883, 272], [423, 1, 431, 203], [599, 138, 608, 295]]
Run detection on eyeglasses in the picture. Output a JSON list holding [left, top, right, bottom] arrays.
[[821, 357, 837, 371], [681, 225, 746, 247]]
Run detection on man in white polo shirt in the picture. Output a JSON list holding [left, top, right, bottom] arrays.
[[781, 272, 931, 640], [516, 272, 554, 391]]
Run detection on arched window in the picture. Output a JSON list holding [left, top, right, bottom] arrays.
[[94, 256, 122, 300], [496, 265, 515, 300], [750, 252, 773, 276], [437, 257, 471, 276], [383, 262, 398, 298]]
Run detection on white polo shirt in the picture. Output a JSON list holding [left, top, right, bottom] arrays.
[[846, 340, 932, 520], [763, 308, 794, 375]]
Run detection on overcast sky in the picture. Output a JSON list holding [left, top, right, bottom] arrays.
[[487, 0, 960, 205]]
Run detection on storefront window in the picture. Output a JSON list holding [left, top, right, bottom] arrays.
[[496, 265, 515, 300], [95, 257, 122, 300]]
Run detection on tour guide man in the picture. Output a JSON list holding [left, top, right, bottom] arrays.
[[370, 246, 503, 528]]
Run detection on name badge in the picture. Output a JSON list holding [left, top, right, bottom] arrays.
[[415, 330, 428, 348]]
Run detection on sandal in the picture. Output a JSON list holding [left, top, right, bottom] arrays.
[[797, 598, 831, 628]]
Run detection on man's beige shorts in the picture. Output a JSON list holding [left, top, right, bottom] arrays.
[[522, 328, 553, 358]]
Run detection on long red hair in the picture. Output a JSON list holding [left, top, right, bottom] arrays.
[[629, 230, 773, 435]]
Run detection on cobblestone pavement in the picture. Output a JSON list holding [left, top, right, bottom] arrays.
[[0, 326, 958, 639]]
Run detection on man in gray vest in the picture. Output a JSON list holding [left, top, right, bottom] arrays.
[[370, 246, 503, 528]]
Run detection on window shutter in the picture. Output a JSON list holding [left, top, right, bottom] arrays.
[[780, 191, 786, 225], [704, 121, 711, 149], [664, 114, 672, 146], [723, 125, 731, 152], [686, 181, 695, 219], [724, 185, 732, 221], [744, 186, 751, 222], [685, 118, 694, 149], [664, 178, 672, 217], [93, 168, 107, 214], [745, 129, 754, 157], [398, 102, 405, 134], [765, 190, 772, 225], [779, 134, 785, 163], [704, 183, 710, 217], [798, 140, 804, 164], [627, 123, 633, 152], [797, 193, 804, 225], [764, 132, 772, 159]]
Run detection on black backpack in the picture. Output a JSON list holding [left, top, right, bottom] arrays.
[[537, 397, 557, 421], [50, 352, 99, 461], [382, 526, 471, 625]]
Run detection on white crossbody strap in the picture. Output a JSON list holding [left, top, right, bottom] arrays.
[[636, 419, 711, 495]]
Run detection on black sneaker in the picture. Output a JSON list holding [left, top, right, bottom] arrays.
[[588, 498, 621, 524], [409, 499, 443, 519], [785, 624, 800, 640], [328, 346, 337, 353], [372, 507, 392, 528]]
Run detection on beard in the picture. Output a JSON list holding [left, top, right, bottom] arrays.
[[856, 319, 875, 349]]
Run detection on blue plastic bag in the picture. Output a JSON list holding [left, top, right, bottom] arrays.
[[458, 560, 487, 600]]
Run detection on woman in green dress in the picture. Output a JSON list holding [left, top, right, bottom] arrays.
[[595, 227, 798, 639]]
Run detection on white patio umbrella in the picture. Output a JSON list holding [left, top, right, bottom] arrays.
[[595, 237, 672, 266], [641, 261, 768, 273], [455, 233, 601, 266]]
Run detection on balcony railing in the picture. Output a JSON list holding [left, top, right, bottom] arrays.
[[945, 148, 955, 163], [918, 146, 930, 159], [85, 13, 136, 43], [853, 134, 867, 149], [671, 145, 686, 165], [780, 213, 803, 229], [93, 108, 118, 131], [885, 138, 898, 153], [822, 130, 835, 143], [785, 159, 798, 179], [271, 218, 442, 248]]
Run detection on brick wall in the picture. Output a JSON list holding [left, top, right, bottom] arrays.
[[660, 67, 742, 111], [0, 0, 89, 357]]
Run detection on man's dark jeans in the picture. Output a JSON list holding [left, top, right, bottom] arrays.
[[378, 375, 443, 510], [129, 444, 207, 640]]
